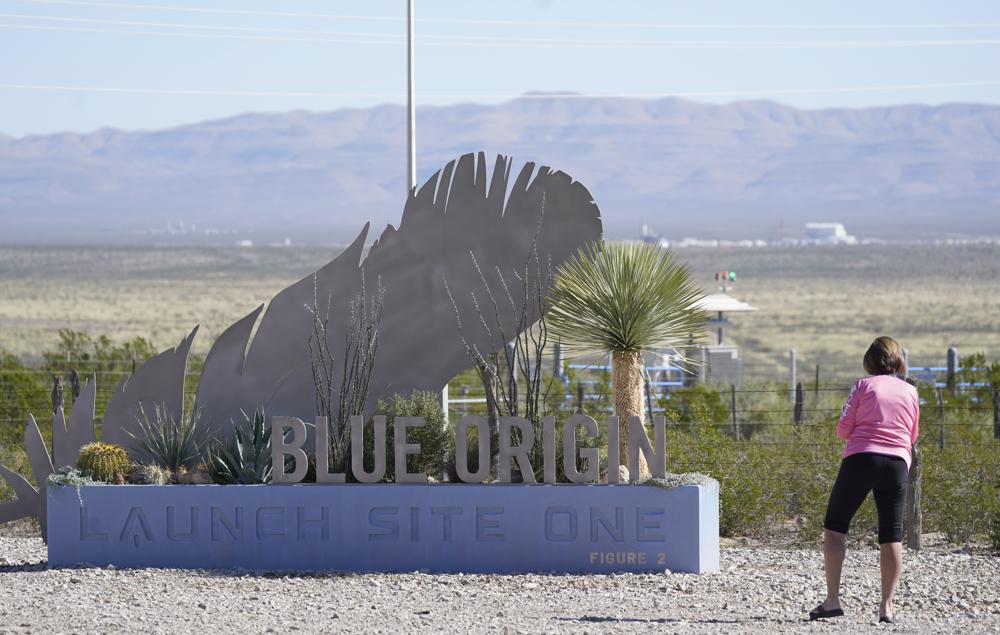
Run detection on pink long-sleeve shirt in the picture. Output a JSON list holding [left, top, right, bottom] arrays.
[[837, 374, 920, 468]]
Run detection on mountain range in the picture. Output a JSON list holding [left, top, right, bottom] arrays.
[[1, 96, 998, 244]]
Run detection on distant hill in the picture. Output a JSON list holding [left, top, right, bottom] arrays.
[[1, 97, 998, 244]]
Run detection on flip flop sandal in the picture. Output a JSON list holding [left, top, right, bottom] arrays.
[[809, 604, 845, 620], [879, 615, 899, 624]]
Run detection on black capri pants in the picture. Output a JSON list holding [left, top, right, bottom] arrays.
[[823, 452, 909, 544]]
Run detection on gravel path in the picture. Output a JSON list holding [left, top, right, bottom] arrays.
[[0, 535, 997, 634]]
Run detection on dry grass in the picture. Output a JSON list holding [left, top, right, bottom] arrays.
[[679, 244, 1000, 379], [1, 244, 998, 379]]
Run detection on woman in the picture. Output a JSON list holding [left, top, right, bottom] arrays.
[[810, 336, 919, 624]]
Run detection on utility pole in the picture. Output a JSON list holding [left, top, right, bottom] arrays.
[[407, 0, 416, 192], [406, 1, 445, 423]]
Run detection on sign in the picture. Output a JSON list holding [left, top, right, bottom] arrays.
[[273, 414, 671, 484], [48, 482, 719, 573]]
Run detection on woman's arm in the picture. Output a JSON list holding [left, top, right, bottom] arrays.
[[836, 381, 861, 439], [910, 391, 920, 446]]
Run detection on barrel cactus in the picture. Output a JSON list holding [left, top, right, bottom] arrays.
[[76, 442, 132, 483]]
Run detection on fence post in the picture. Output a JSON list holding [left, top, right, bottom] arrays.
[[699, 346, 707, 385], [946, 346, 959, 395], [730, 384, 739, 439], [645, 375, 655, 421], [553, 341, 563, 379], [441, 383, 449, 428], [505, 342, 517, 410], [789, 348, 797, 406], [575, 383, 584, 413], [935, 386, 945, 449], [905, 446, 922, 551], [50, 375, 63, 414], [902, 347, 910, 377], [814, 363, 820, 399], [993, 389, 1000, 441], [794, 382, 804, 426], [70, 369, 81, 403]]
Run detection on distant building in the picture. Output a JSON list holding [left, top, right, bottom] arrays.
[[639, 224, 669, 248], [803, 222, 857, 245]]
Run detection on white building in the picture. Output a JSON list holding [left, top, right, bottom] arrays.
[[803, 223, 857, 245]]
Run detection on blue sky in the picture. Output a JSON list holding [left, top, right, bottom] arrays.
[[2, 0, 1000, 136]]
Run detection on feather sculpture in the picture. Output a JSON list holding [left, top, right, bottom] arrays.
[[0, 152, 602, 532], [196, 152, 602, 439], [101, 328, 197, 448]]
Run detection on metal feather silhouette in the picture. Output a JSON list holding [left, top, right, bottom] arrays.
[[101, 327, 197, 448], [0, 389, 95, 539], [196, 152, 602, 438], [0, 152, 601, 537]]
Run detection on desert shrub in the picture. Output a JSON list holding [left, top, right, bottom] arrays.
[[921, 422, 1000, 544], [41, 329, 157, 375], [131, 404, 207, 472], [209, 408, 272, 484], [372, 391, 450, 482], [664, 424, 785, 538], [36, 331, 168, 432], [563, 364, 613, 419], [658, 385, 729, 426], [76, 442, 131, 483], [0, 446, 28, 501], [0, 352, 49, 449]]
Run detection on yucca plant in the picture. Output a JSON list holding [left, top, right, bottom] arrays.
[[547, 241, 707, 477], [209, 408, 272, 484], [130, 403, 207, 473]]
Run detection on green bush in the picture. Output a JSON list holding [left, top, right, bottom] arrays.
[[42, 329, 157, 375], [0, 352, 49, 450], [656, 382, 1000, 546], [658, 385, 729, 426], [921, 426, 1000, 544], [664, 424, 786, 538], [372, 391, 451, 482]]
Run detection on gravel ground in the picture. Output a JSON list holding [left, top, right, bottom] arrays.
[[0, 534, 997, 634]]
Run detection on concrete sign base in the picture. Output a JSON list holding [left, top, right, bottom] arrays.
[[48, 483, 719, 574]]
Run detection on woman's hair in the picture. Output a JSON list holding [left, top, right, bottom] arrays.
[[863, 336, 907, 376]]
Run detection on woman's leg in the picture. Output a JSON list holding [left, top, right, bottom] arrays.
[[823, 529, 848, 609], [879, 542, 903, 617], [820, 455, 871, 611], [872, 455, 908, 618]]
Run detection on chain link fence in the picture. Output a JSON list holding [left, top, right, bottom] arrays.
[[2, 351, 998, 547]]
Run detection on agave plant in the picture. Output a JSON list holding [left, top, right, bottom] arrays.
[[130, 403, 207, 473], [209, 408, 272, 484], [547, 241, 707, 478]]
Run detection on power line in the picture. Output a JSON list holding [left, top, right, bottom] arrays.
[[12, 0, 1000, 31], [0, 21, 403, 45], [0, 12, 402, 38], [5, 21, 1000, 49], [7, 13, 1000, 49], [1, 80, 999, 99]]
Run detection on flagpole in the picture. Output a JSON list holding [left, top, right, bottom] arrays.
[[407, 0, 416, 192], [406, 1, 448, 423]]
